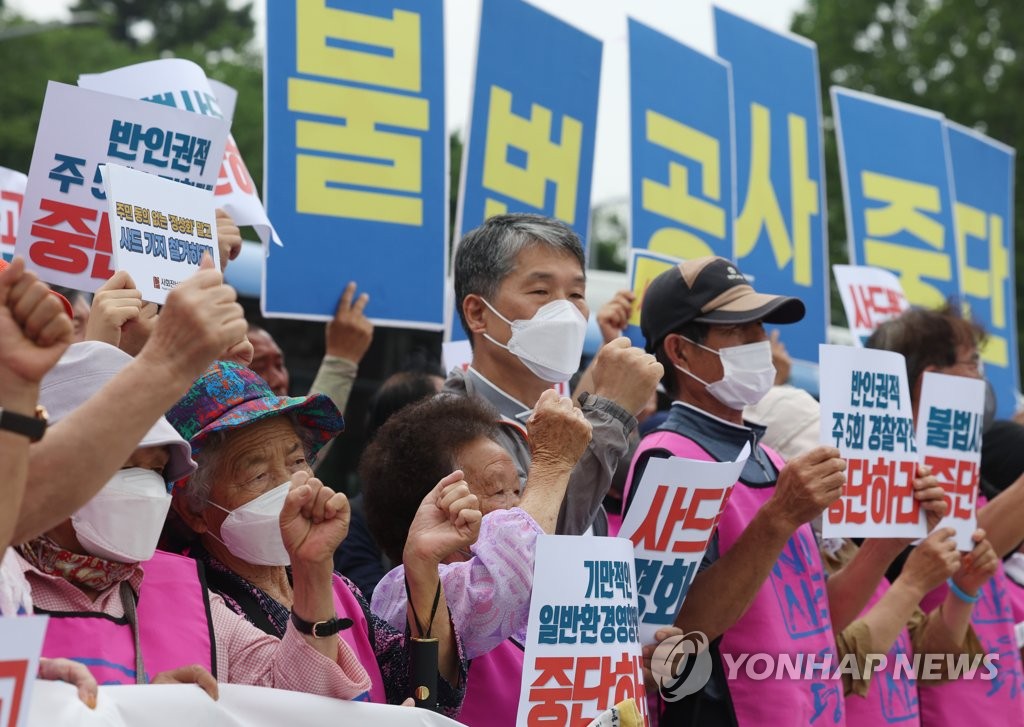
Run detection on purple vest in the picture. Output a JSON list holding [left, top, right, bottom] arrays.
[[457, 639, 524, 726], [39, 550, 214, 684]]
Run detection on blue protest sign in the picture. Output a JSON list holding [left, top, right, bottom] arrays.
[[264, 1, 447, 328], [946, 122, 1018, 416], [629, 19, 732, 263], [833, 88, 960, 316], [715, 9, 828, 363]]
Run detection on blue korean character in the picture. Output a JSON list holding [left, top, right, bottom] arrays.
[[831, 412, 845, 447], [926, 407, 953, 449], [108, 120, 141, 161], [168, 236, 186, 263], [141, 127, 173, 168], [144, 231, 167, 259], [845, 412, 866, 449], [118, 227, 142, 254], [91, 165, 106, 201], [49, 154, 86, 193], [538, 604, 558, 645]]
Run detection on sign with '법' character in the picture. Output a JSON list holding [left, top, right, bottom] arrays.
[[617, 446, 749, 646], [819, 344, 925, 539], [14, 82, 228, 293], [915, 372, 985, 551], [832, 264, 910, 346], [104, 164, 219, 304], [518, 535, 648, 727]]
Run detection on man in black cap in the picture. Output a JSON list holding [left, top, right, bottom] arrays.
[[626, 256, 852, 725]]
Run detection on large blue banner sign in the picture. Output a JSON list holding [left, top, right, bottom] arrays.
[[946, 122, 1018, 417], [715, 8, 828, 363], [629, 19, 732, 262], [833, 88, 961, 316], [264, 1, 446, 328]]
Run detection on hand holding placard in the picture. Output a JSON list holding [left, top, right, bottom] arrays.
[[766, 446, 846, 531]]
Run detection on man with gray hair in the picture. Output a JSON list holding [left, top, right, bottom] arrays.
[[448, 213, 662, 535]]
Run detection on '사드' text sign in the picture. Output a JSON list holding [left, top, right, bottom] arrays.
[[104, 164, 219, 304], [617, 446, 749, 645], [819, 344, 924, 539], [832, 264, 910, 347], [916, 371, 985, 550], [518, 535, 648, 727]]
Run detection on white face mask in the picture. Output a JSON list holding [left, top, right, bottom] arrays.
[[481, 298, 588, 383], [675, 338, 776, 410], [71, 468, 172, 564], [208, 482, 291, 566]]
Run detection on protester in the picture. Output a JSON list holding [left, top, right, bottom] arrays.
[[166, 361, 471, 715], [625, 256, 944, 725], [450, 213, 661, 535], [363, 390, 593, 726]]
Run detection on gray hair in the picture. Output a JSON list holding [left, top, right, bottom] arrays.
[[453, 213, 586, 340]]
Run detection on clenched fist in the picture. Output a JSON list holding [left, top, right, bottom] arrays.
[[528, 389, 593, 470], [591, 337, 663, 416]]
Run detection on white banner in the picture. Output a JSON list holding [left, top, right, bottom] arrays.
[[0, 167, 27, 258], [79, 59, 281, 248], [29, 681, 466, 727], [14, 82, 228, 293], [0, 615, 48, 727], [617, 447, 748, 645], [833, 264, 910, 346]]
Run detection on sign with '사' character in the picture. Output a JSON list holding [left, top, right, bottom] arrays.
[[104, 164, 219, 304], [518, 535, 647, 727], [915, 371, 985, 550], [14, 82, 228, 293], [832, 264, 910, 346], [819, 344, 925, 539], [617, 446, 749, 645]]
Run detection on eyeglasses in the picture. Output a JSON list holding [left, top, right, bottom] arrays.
[[954, 354, 984, 375]]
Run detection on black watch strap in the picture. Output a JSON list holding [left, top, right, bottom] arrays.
[[289, 611, 353, 638], [0, 407, 47, 442]]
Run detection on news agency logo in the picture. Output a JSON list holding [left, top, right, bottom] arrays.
[[651, 631, 713, 702]]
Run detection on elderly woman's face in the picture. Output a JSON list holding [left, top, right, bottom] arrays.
[[456, 436, 521, 516], [207, 416, 312, 512]]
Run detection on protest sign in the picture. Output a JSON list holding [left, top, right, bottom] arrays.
[[0, 615, 47, 727], [832, 264, 910, 346], [264, 0, 447, 327], [819, 344, 924, 539], [518, 535, 647, 727], [946, 121, 1019, 419], [78, 59, 279, 249], [916, 372, 985, 551], [441, 340, 472, 376], [629, 19, 733, 262], [833, 88, 960, 312], [0, 167, 27, 259], [715, 9, 828, 363], [617, 447, 749, 645], [14, 82, 228, 293], [624, 247, 683, 348], [104, 164, 219, 304]]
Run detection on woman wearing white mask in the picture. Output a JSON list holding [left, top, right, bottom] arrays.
[[16, 342, 470, 707], [167, 361, 473, 716]]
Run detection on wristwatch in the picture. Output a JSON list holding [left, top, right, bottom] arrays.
[[289, 611, 353, 638], [0, 405, 48, 442]]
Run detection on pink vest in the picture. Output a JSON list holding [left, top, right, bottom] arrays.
[[844, 576, 919, 726], [917, 562, 1024, 727], [39, 551, 214, 684], [457, 639, 525, 726], [627, 430, 845, 727], [332, 574, 386, 703]]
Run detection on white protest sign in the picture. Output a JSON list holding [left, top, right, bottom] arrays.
[[819, 344, 925, 539], [0, 167, 27, 258], [441, 340, 472, 375], [618, 447, 749, 646], [0, 615, 48, 727], [833, 265, 910, 346], [14, 82, 228, 293], [518, 535, 648, 727], [104, 164, 219, 304], [916, 372, 985, 550], [79, 60, 281, 247]]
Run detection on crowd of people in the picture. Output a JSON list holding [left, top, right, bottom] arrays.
[[3, 209, 1024, 727]]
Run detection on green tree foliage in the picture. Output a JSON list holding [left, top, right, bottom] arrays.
[[792, 0, 1024, 353]]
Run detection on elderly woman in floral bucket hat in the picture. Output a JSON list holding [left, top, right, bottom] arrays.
[[167, 361, 474, 715]]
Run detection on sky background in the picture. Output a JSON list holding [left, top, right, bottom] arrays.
[[8, 0, 805, 203]]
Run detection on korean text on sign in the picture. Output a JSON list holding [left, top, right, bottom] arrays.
[[819, 344, 925, 539], [832, 264, 910, 346], [518, 535, 648, 727]]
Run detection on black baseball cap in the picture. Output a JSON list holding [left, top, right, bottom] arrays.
[[641, 256, 805, 353]]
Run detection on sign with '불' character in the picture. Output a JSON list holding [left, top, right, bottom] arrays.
[[14, 82, 228, 293], [617, 446, 749, 645], [832, 264, 910, 347], [915, 371, 985, 550], [104, 164, 219, 304], [819, 344, 925, 539], [518, 535, 648, 727]]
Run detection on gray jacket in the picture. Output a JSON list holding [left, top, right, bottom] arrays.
[[444, 367, 636, 536]]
